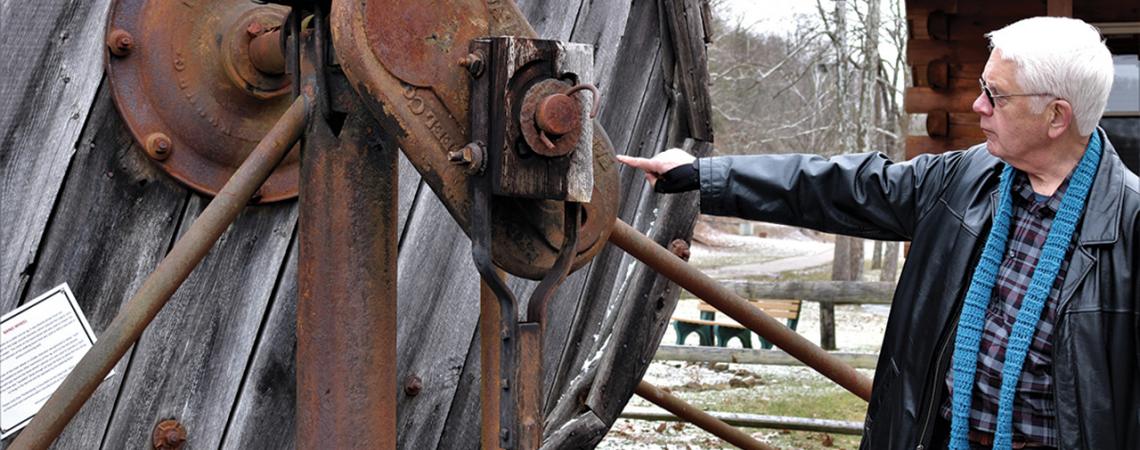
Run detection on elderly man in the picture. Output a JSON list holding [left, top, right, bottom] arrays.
[[618, 17, 1137, 450]]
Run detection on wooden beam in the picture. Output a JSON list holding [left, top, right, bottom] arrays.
[[654, 345, 880, 369], [1047, 0, 1072, 17], [686, 280, 896, 305], [912, 62, 983, 89], [905, 87, 980, 113], [908, 0, 1045, 15], [908, 39, 990, 66], [1094, 22, 1140, 36], [621, 407, 865, 435]]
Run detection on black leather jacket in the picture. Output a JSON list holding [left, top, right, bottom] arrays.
[[697, 131, 1139, 449]]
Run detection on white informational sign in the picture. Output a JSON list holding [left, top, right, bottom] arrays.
[[1, 284, 100, 438]]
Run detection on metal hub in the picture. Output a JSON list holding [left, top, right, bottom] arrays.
[[107, 0, 298, 202]]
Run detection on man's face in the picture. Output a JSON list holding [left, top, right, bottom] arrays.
[[972, 50, 1052, 167]]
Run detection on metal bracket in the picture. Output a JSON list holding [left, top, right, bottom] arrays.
[[467, 36, 595, 450]]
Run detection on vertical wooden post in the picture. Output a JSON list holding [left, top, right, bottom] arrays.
[[1047, 0, 1073, 17], [823, 237, 851, 350]]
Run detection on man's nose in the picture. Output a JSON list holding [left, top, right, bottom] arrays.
[[972, 93, 991, 116]]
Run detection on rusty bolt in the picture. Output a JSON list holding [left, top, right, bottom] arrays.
[[107, 29, 133, 57], [144, 132, 173, 161], [246, 21, 265, 37], [404, 374, 423, 397], [535, 94, 582, 137], [152, 419, 187, 450], [447, 142, 485, 174], [669, 239, 691, 261], [458, 52, 484, 77]]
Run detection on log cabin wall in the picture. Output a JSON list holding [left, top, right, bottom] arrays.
[[905, 0, 1140, 160], [0, 0, 713, 448]]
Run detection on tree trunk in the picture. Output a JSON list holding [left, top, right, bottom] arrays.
[[881, 241, 900, 282], [871, 240, 883, 269]]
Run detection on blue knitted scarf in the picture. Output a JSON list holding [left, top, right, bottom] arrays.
[[948, 132, 1102, 450]]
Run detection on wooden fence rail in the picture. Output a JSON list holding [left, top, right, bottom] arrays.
[[681, 280, 895, 347], [715, 280, 895, 304], [620, 407, 863, 435], [654, 345, 878, 369]]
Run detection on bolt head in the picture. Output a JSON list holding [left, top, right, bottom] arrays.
[[107, 29, 134, 57], [246, 21, 265, 37], [145, 132, 173, 161], [459, 52, 484, 77], [535, 94, 581, 137], [404, 375, 424, 397], [152, 419, 187, 450]]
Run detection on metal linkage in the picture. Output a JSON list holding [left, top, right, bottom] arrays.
[[608, 219, 874, 402], [635, 381, 775, 450], [10, 95, 309, 450]]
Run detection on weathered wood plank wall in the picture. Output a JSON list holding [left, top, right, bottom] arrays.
[[0, 0, 708, 448]]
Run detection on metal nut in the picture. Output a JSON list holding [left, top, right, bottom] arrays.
[[152, 419, 187, 450], [144, 132, 173, 161], [107, 29, 134, 57]]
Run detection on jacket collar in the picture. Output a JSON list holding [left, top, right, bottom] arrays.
[[1077, 128, 1124, 245], [985, 128, 1124, 246]]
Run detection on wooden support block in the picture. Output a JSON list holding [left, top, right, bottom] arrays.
[[908, 0, 1045, 16], [909, 12, 1039, 41], [912, 62, 983, 89], [905, 87, 979, 113], [1047, 0, 1072, 17], [926, 110, 949, 137], [908, 39, 990, 66]]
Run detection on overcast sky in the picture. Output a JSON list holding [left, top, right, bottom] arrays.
[[716, 0, 830, 36]]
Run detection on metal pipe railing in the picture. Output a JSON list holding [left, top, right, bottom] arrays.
[[11, 95, 309, 450], [609, 219, 874, 402], [635, 381, 774, 450]]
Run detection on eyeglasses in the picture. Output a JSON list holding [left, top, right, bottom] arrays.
[[978, 78, 1052, 107]]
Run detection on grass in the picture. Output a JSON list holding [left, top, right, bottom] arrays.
[[607, 366, 870, 449]]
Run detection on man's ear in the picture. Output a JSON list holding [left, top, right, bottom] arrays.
[[1047, 99, 1074, 139]]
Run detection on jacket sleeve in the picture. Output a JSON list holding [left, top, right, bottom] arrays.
[[698, 151, 965, 241]]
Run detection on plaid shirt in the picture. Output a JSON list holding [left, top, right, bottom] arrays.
[[941, 171, 1072, 447]]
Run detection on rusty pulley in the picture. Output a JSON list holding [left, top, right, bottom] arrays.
[[330, 0, 620, 280], [106, 0, 299, 202]]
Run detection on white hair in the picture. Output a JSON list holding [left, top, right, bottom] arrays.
[[986, 17, 1114, 136]]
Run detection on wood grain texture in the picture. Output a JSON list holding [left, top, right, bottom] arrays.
[[905, 86, 979, 113], [393, 188, 484, 450], [0, 85, 188, 450], [907, 39, 989, 66], [99, 197, 297, 448], [0, 0, 112, 308]]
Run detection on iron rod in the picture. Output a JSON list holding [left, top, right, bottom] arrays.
[[635, 381, 774, 450], [609, 219, 874, 401], [11, 96, 309, 450], [480, 272, 505, 450], [249, 29, 286, 75]]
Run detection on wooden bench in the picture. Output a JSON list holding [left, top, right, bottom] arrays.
[[672, 299, 802, 349]]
